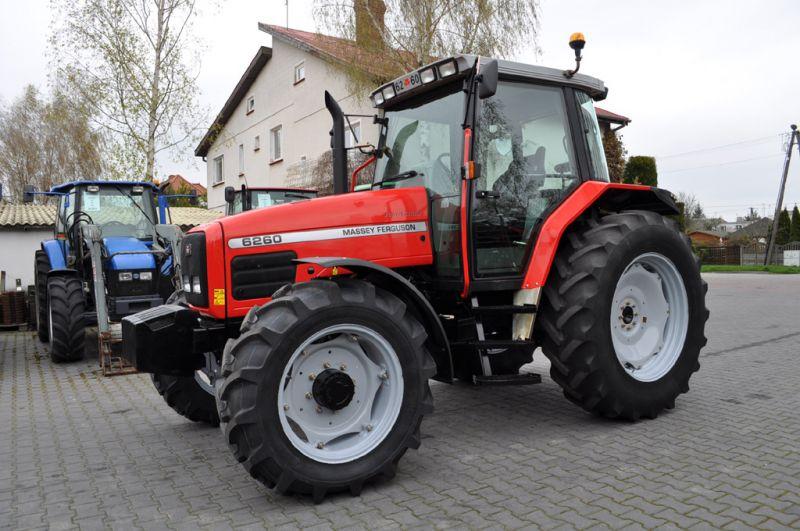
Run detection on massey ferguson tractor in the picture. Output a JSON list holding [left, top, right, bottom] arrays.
[[122, 36, 708, 501]]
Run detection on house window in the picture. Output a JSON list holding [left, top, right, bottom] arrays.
[[246, 96, 255, 114], [238, 144, 245, 176], [254, 135, 260, 151], [345, 121, 361, 149], [294, 61, 305, 84], [270, 125, 283, 162], [213, 155, 224, 184]]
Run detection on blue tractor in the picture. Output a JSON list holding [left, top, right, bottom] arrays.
[[27, 181, 189, 365]]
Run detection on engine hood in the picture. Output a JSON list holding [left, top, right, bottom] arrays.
[[103, 237, 156, 270], [215, 187, 431, 249]]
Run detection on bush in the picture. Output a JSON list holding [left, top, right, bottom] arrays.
[[623, 156, 658, 186]]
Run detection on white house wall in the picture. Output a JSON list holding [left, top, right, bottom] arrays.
[[0, 229, 51, 288], [205, 40, 378, 211]]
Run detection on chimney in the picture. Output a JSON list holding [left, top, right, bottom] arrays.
[[355, 0, 385, 49]]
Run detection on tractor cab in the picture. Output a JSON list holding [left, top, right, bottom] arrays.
[[364, 55, 610, 286], [224, 185, 317, 215]]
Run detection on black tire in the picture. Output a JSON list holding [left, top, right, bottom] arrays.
[[151, 373, 220, 426], [150, 289, 220, 426], [536, 210, 709, 420], [34, 251, 50, 342], [217, 278, 435, 502], [47, 275, 86, 362]]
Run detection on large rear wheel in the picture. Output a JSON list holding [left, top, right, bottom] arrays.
[[47, 275, 86, 362], [536, 211, 708, 420], [217, 279, 435, 502]]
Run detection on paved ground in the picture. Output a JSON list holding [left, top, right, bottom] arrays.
[[1, 273, 799, 529]]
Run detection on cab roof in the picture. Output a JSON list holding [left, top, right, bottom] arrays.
[[50, 180, 160, 193], [371, 54, 607, 109]]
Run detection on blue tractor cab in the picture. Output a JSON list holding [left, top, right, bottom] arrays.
[[28, 180, 190, 366]]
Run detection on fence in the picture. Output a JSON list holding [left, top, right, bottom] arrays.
[[696, 243, 800, 266]]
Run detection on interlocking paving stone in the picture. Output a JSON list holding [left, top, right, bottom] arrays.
[[1, 272, 799, 528]]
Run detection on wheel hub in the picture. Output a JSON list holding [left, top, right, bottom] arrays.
[[312, 369, 355, 410], [610, 253, 689, 382]]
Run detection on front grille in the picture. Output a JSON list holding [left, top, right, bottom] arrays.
[[231, 251, 296, 300], [181, 232, 208, 307]]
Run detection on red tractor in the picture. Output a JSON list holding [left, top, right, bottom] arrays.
[[123, 40, 708, 501]]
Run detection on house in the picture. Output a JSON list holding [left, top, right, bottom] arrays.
[[713, 217, 756, 234], [0, 203, 221, 287], [195, 24, 380, 211], [688, 229, 727, 247], [197, 16, 633, 211], [595, 107, 630, 135], [159, 174, 207, 197], [728, 217, 772, 244]]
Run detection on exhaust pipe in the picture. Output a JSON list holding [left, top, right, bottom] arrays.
[[324, 91, 348, 195]]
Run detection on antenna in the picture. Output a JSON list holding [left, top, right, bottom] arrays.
[[285, 0, 289, 28]]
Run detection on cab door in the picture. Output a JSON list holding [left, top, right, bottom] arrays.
[[470, 81, 581, 280]]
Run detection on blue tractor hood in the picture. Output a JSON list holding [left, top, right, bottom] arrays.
[[104, 237, 156, 270]]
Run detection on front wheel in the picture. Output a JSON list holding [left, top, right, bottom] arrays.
[[536, 211, 709, 420], [217, 279, 435, 502], [47, 275, 86, 362]]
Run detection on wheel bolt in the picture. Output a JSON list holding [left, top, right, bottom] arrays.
[[379, 371, 388, 380], [340, 364, 347, 371], [283, 404, 290, 411], [308, 373, 316, 381], [323, 362, 331, 369], [316, 406, 323, 413], [305, 392, 312, 399], [316, 442, 324, 449], [365, 424, 373, 432]]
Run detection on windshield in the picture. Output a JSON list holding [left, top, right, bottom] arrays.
[[78, 187, 157, 238], [227, 189, 316, 215], [373, 84, 463, 197]]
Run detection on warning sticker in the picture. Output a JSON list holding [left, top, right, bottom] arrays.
[[213, 288, 225, 306]]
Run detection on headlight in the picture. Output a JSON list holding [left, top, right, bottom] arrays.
[[118, 272, 133, 282], [371, 91, 384, 106], [139, 271, 153, 281], [381, 85, 396, 100], [438, 60, 458, 78], [183, 275, 191, 293], [420, 67, 436, 84], [192, 276, 202, 294]]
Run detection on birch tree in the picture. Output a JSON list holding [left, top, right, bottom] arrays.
[[314, 0, 541, 89], [51, 0, 207, 181]]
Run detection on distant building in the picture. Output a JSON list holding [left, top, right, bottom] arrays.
[[688, 230, 727, 247], [713, 217, 756, 234], [158, 174, 207, 197]]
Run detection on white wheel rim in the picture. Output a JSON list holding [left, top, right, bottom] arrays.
[[277, 324, 404, 464], [610, 252, 689, 382]]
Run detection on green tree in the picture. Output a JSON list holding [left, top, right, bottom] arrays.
[[776, 208, 791, 245], [51, 0, 209, 181], [790, 205, 800, 243], [623, 156, 658, 186], [602, 130, 627, 183]]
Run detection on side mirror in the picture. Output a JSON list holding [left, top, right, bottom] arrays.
[[23, 185, 36, 203], [224, 186, 235, 204], [478, 59, 498, 99]]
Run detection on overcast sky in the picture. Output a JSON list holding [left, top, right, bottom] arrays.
[[1, 0, 799, 220]]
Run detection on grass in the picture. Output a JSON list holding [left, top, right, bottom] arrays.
[[701, 264, 800, 274]]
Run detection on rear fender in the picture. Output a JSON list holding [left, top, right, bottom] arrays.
[[41, 240, 68, 271], [297, 257, 453, 383], [523, 182, 679, 290]]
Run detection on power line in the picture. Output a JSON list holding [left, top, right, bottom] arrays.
[[656, 135, 777, 159], [660, 154, 783, 174]]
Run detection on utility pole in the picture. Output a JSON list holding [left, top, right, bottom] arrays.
[[765, 124, 799, 265]]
